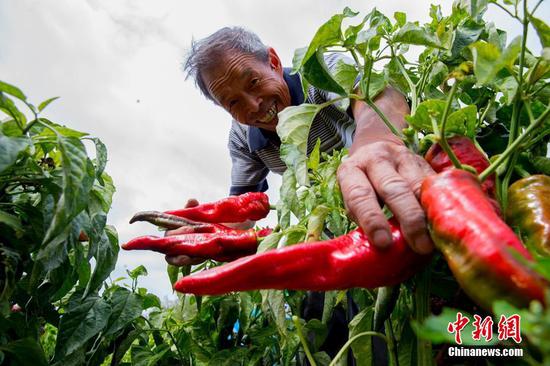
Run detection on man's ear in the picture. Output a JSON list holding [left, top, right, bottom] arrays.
[[267, 47, 283, 74]]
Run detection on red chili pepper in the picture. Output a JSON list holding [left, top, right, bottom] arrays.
[[425, 136, 496, 197], [173, 218, 431, 295], [122, 229, 259, 262], [420, 169, 548, 310], [164, 192, 270, 223]]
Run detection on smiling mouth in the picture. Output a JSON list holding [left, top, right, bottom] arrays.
[[257, 102, 277, 124]]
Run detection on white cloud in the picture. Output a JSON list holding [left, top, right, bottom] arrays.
[[1, 0, 546, 301]]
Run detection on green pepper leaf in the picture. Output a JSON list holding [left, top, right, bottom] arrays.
[[0, 80, 27, 101], [302, 49, 346, 95], [277, 104, 321, 186], [393, 22, 443, 48], [43, 135, 95, 245], [104, 287, 143, 337], [348, 307, 374, 364], [0, 130, 30, 174], [470, 36, 522, 85], [531, 17, 550, 48], [38, 97, 59, 112], [446, 105, 478, 138], [405, 99, 446, 132], [54, 295, 112, 360], [0, 338, 48, 366], [293, 7, 358, 71]]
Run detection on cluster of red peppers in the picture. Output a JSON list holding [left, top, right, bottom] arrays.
[[123, 136, 549, 311]]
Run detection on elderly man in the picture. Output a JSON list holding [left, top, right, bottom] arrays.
[[166, 26, 434, 266]]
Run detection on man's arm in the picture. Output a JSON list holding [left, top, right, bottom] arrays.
[[337, 87, 434, 254]]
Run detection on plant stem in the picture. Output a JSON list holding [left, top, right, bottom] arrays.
[[395, 56, 418, 113], [292, 315, 317, 366], [329, 331, 389, 366], [385, 319, 399, 366], [438, 82, 463, 170], [491, 2, 519, 20], [480, 104, 550, 181]]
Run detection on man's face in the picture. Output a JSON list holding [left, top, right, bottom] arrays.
[[202, 47, 291, 131]]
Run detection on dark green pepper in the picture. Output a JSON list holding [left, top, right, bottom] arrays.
[[506, 175, 550, 256]]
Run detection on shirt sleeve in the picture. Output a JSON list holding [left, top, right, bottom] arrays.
[[228, 122, 270, 195]]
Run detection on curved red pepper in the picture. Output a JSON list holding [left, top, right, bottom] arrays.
[[122, 229, 258, 262], [420, 169, 548, 310], [165, 192, 270, 223], [425, 136, 496, 197], [173, 219, 431, 295]]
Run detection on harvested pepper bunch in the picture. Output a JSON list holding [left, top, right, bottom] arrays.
[[425, 136, 496, 197], [163, 192, 270, 223], [173, 218, 431, 295], [420, 168, 548, 310], [506, 175, 550, 257]]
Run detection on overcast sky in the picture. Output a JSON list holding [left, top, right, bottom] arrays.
[[1, 0, 546, 301]]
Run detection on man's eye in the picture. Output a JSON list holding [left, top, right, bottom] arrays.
[[251, 78, 259, 86]]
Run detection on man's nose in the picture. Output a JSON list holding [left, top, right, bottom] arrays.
[[245, 93, 262, 113]]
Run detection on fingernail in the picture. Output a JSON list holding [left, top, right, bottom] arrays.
[[373, 229, 392, 248], [415, 233, 433, 254]]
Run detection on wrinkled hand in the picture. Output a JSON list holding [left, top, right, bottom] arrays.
[[337, 138, 435, 254], [164, 198, 206, 266]]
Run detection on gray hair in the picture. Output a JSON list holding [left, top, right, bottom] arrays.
[[183, 27, 269, 101]]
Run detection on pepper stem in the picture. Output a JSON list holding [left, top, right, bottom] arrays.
[[329, 331, 389, 366], [292, 315, 317, 366], [438, 82, 463, 170]]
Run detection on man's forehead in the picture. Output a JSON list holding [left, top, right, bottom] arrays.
[[205, 53, 259, 98]]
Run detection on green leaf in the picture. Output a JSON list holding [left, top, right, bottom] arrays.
[[257, 231, 284, 253], [128, 265, 148, 280], [85, 226, 119, 295], [92, 172, 115, 212], [261, 290, 287, 336], [348, 307, 374, 364], [393, 22, 443, 48], [531, 17, 550, 48], [446, 105, 478, 138], [450, 20, 484, 59], [332, 58, 360, 95], [426, 61, 448, 88], [405, 99, 446, 132], [394, 12, 406, 27], [54, 295, 112, 359], [302, 50, 346, 95], [0, 80, 26, 101], [303, 319, 328, 351], [307, 138, 322, 172], [0, 131, 30, 174], [91, 137, 108, 179], [294, 8, 358, 71], [470, 36, 522, 85], [496, 75, 519, 105], [276, 104, 321, 186], [454, 0, 488, 20], [139, 293, 160, 310], [38, 119, 88, 138], [0, 209, 24, 233], [38, 97, 59, 112], [0, 338, 48, 366], [104, 287, 143, 336], [0, 93, 27, 126], [361, 71, 387, 100], [306, 205, 330, 242], [43, 136, 94, 244]]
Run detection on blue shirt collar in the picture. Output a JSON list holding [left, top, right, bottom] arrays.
[[247, 68, 303, 152]]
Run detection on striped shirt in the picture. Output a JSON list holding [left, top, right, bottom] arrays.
[[228, 54, 357, 195]]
